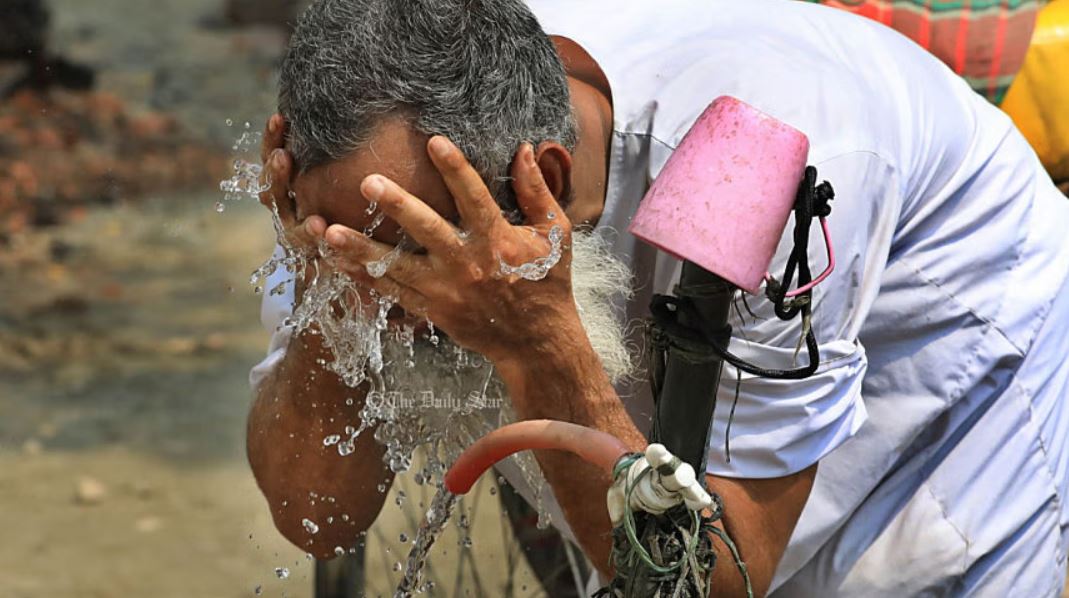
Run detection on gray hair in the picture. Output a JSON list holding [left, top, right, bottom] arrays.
[[278, 0, 577, 210]]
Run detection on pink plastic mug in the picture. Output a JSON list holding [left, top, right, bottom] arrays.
[[628, 96, 810, 293]]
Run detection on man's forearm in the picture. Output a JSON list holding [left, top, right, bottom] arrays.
[[495, 324, 646, 574], [247, 328, 393, 558], [495, 319, 812, 596]]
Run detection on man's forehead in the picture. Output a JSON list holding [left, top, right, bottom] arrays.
[[292, 117, 458, 242]]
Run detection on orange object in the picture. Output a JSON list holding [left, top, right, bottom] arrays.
[[1001, 0, 1069, 182], [443, 419, 632, 495]]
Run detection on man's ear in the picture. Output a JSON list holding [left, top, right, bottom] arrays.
[[534, 142, 573, 207]]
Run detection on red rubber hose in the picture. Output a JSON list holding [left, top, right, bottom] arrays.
[[443, 419, 633, 495]]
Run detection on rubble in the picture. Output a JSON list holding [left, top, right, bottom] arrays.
[[74, 476, 108, 505], [0, 88, 226, 234]]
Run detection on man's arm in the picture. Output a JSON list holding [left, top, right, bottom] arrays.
[[247, 327, 393, 559], [327, 136, 816, 594], [496, 320, 815, 596]]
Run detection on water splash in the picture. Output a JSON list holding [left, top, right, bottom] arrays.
[[219, 128, 268, 204], [497, 225, 564, 281], [394, 486, 459, 598], [218, 134, 554, 530], [367, 242, 404, 279]]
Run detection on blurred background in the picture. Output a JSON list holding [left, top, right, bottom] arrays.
[[0, 0, 552, 596], [0, 0, 1065, 597]]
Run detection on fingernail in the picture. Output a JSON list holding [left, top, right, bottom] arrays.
[[363, 175, 385, 200], [429, 136, 450, 159], [525, 143, 536, 168], [268, 116, 278, 134], [305, 219, 324, 237], [326, 229, 348, 247]]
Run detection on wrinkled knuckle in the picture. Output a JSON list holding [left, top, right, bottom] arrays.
[[527, 176, 550, 198], [429, 218, 453, 242]]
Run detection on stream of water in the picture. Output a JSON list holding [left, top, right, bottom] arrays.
[[393, 486, 460, 597]]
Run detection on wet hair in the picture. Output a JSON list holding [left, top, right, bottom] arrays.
[[278, 0, 577, 209]]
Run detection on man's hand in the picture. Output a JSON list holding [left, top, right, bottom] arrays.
[[258, 113, 327, 254], [318, 136, 583, 367]]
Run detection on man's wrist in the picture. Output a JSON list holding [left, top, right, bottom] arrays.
[[493, 315, 611, 419]]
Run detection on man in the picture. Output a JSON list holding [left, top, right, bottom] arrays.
[[247, 0, 1069, 595]]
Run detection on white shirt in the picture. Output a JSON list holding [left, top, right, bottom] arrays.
[[254, 1, 1069, 594], [526, 1, 1069, 595]]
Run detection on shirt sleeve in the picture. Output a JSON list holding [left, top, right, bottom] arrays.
[[249, 244, 297, 390], [704, 150, 901, 479]]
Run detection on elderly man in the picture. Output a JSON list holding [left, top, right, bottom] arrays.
[[247, 0, 1069, 595]]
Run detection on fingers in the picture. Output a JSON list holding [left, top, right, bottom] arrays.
[[260, 113, 286, 165], [426, 136, 504, 234], [258, 114, 298, 225], [360, 174, 463, 255], [289, 215, 326, 248], [324, 224, 432, 287], [260, 148, 296, 224], [349, 269, 429, 318], [511, 143, 564, 226]]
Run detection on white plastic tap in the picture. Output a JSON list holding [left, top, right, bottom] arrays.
[[606, 443, 715, 527]]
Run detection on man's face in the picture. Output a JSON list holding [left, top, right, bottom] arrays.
[[290, 115, 460, 246]]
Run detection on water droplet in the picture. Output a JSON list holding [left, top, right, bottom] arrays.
[[254, 584, 263, 595], [489, 487, 497, 495], [334, 546, 345, 557], [226, 118, 233, 126], [214, 202, 225, 213], [547, 210, 557, 220], [302, 518, 319, 534], [536, 510, 552, 530], [461, 536, 472, 548], [322, 434, 341, 446], [376, 483, 387, 493], [274, 567, 289, 579], [393, 561, 402, 572], [254, 286, 263, 294], [399, 532, 409, 543]]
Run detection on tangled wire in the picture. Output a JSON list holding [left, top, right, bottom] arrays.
[[595, 455, 753, 598]]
